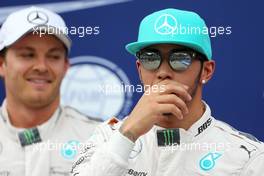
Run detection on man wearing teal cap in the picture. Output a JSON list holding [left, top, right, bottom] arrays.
[[72, 8, 264, 176]]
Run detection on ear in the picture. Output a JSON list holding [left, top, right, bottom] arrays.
[[0, 57, 6, 78], [200, 60, 215, 84], [136, 59, 143, 83], [63, 58, 70, 74]]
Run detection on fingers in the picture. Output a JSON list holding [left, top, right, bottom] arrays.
[[140, 81, 192, 120], [157, 82, 192, 102], [156, 79, 189, 90], [156, 94, 189, 115], [157, 104, 184, 120], [125, 80, 192, 139]]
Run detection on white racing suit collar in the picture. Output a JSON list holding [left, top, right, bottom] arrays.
[[153, 101, 215, 146], [0, 99, 62, 146]]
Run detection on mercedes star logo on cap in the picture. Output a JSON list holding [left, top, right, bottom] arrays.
[[154, 14, 178, 35], [27, 10, 49, 25]]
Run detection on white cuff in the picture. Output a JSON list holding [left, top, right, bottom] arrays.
[[108, 130, 135, 162]]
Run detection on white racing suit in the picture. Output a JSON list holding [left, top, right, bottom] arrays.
[[0, 100, 101, 176], [71, 102, 264, 176]]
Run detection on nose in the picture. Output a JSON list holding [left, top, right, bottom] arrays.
[[32, 57, 48, 73], [156, 58, 174, 80]]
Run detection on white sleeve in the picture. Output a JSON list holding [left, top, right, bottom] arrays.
[[71, 125, 135, 176], [240, 151, 264, 176]]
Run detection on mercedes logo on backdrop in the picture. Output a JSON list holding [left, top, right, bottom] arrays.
[[60, 56, 133, 121], [154, 14, 177, 35], [27, 10, 49, 25]]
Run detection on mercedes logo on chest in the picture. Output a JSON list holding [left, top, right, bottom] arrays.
[[27, 10, 49, 25]]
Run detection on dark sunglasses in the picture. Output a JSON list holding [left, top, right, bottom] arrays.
[[136, 48, 204, 71]]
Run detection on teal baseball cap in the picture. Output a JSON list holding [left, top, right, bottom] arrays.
[[126, 8, 212, 60]]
